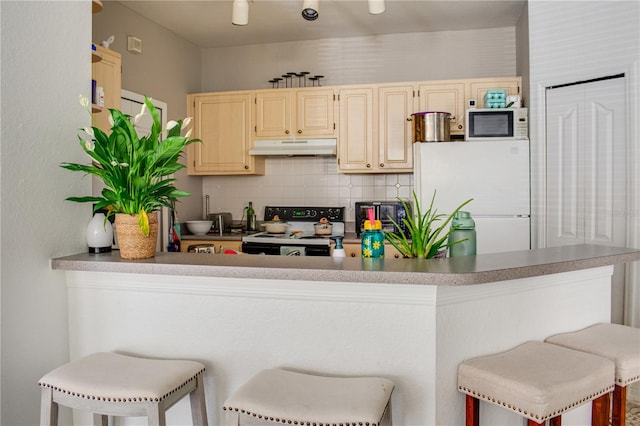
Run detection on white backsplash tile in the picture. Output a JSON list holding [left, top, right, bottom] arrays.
[[202, 157, 413, 222]]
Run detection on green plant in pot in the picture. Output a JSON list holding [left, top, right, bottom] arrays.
[[61, 95, 199, 259], [385, 191, 473, 259]]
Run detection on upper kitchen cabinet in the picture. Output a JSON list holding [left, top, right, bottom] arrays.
[[467, 77, 521, 108], [91, 45, 121, 133], [417, 80, 466, 136], [377, 84, 414, 172], [188, 92, 264, 176], [337, 86, 376, 172], [255, 87, 336, 139], [337, 84, 413, 173]]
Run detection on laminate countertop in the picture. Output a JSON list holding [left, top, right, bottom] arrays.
[[51, 244, 640, 286]]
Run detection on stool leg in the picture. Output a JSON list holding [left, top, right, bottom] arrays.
[[39, 388, 58, 426], [549, 416, 562, 426], [93, 414, 108, 426], [147, 401, 167, 426], [591, 392, 610, 426], [612, 385, 626, 426], [189, 373, 208, 426], [465, 395, 479, 426], [380, 399, 393, 426]]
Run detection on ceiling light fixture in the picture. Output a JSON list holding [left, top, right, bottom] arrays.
[[232, 0, 249, 26], [368, 0, 385, 15], [302, 0, 319, 21]]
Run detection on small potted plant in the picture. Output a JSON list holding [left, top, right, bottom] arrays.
[[61, 95, 199, 259], [385, 191, 473, 259]]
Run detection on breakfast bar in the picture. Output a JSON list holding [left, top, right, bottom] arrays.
[[52, 245, 640, 425]]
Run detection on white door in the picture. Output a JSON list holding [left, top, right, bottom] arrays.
[[545, 76, 627, 322], [545, 77, 627, 248]]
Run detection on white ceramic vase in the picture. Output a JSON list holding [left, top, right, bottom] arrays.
[[87, 212, 113, 253]]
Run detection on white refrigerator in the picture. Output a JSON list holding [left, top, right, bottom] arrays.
[[413, 139, 530, 254]]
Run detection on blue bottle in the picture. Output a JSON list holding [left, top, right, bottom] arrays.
[[361, 219, 385, 258], [449, 211, 477, 257]]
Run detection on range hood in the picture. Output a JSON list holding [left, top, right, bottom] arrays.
[[249, 139, 337, 156]]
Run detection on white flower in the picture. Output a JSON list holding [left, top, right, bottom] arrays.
[[185, 129, 192, 139], [108, 114, 114, 127], [181, 117, 192, 130], [167, 120, 179, 131], [134, 102, 147, 124], [79, 94, 89, 108], [83, 127, 95, 138], [84, 140, 95, 151], [119, 162, 129, 167], [111, 161, 118, 166]]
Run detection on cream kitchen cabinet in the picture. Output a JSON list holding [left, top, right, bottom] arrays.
[[187, 92, 264, 175], [342, 243, 405, 258], [180, 240, 242, 253], [417, 80, 466, 136], [254, 88, 336, 139], [91, 45, 121, 133], [336, 86, 375, 172], [467, 77, 521, 108], [337, 84, 413, 173]]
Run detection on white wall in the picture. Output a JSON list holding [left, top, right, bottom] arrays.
[[527, 0, 640, 352], [0, 1, 91, 425], [201, 27, 517, 92]]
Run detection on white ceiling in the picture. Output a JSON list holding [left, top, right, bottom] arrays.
[[117, 0, 527, 48]]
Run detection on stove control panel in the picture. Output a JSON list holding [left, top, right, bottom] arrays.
[[264, 206, 345, 222]]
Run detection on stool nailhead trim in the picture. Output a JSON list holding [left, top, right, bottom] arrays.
[[222, 406, 382, 426], [618, 374, 640, 386], [457, 384, 614, 422], [38, 368, 205, 403]]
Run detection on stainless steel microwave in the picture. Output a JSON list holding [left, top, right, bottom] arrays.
[[465, 108, 528, 141]]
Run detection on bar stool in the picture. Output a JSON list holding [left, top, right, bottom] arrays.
[[38, 352, 208, 426], [546, 323, 640, 426], [223, 368, 394, 425], [458, 341, 614, 426]]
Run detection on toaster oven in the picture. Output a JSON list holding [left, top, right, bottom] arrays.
[[355, 201, 411, 236]]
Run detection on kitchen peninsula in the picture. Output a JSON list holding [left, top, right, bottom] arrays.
[[52, 245, 639, 425]]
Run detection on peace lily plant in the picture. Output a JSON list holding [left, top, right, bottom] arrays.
[[62, 95, 199, 236], [385, 191, 473, 259]]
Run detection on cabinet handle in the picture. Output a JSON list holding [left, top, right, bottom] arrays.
[[297, 130, 302, 134], [285, 130, 290, 135], [244, 165, 249, 170], [406, 117, 412, 122], [394, 254, 400, 258], [366, 163, 371, 168], [379, 163, 384, 168], [458, 125, 463, 129], [350, 253, 356, 257]]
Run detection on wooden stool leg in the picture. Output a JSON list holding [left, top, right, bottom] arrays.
[[465, 395, 479, 426], [612, 385, 626, 426], [40, 388, 58, 426], [380, 399, 393, 426], [189, 374, 208, 426], [591, 392, 610, 426], [549, 416, 562, 426]]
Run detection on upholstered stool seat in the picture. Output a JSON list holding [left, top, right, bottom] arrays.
[[223, 368, 394, 425], [546, 323, 640, 426], [38, 352, 207, 426], [458, 341, 615, 426]]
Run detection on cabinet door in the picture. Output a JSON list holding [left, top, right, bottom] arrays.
[[467, 77, 521, 108], [342, 243, 361, 258], [417, 81, 466, 135], [337, 87, 375, 172], [91, 45, 121, 133], [378, 84, 414, 171], [188, 93, 264, 175], [255, 90, 292, 138], [296, 88, 336, 137]]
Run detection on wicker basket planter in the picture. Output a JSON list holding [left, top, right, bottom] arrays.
[[115, 213, 158, 260]]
